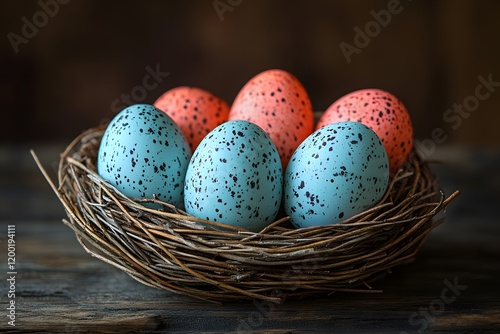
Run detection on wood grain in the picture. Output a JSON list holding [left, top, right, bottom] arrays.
[[1, 145, 499, 333]]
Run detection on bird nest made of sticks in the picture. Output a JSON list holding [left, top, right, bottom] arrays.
[[33, 125, 459, 304]]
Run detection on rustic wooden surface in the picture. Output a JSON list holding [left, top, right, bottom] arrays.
[[1, 143, 499, 333]]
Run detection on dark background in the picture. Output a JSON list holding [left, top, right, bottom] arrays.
[[0, 3, 499, 332], [1, 0, 499, 150]]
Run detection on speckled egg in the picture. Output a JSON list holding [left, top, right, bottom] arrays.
[[284, 121, 389, 228], [97, 104, 191, 208], [228, 69, 314, 168], [184, 120, 283, 232], [316, 89, 413, 174], [153, 86, 230, 152]]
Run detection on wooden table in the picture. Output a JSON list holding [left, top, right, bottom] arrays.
[[1, 143, 499, 333]]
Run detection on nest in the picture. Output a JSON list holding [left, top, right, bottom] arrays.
[[33, 125, 459, 304]]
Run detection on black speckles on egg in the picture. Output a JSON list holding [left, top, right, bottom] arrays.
[[184, 120, 282, 232], [97, 104, 192, 209], [154, 87, 230, 153], [228, 69, 315, 169], [284, 121, 389, 228], [317, 89, 413, 174]]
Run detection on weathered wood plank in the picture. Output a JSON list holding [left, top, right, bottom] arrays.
[[1, 145, 499, 333]]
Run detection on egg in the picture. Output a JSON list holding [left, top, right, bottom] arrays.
[[184, 120, 283, 232], [154, 86, 230, 152], [97, 104, 191, 208], [284, 121, 389, 228], [228, 69, 314, 168], [316, 89, 413, 174]]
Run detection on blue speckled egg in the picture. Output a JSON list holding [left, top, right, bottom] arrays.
[[97, 104, 191, 208], [284, 121, 389, 228], [184, 120, 283, 232]]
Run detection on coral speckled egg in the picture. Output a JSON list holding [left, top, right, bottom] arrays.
[[316, 89, 413, 174], [184, 120, 283, 232], [97, 104, 191, 209], [284, 122, 389, 228], [229, 69, 314, 168], [154, 86, 230, 152]]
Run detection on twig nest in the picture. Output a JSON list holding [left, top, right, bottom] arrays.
[[34, 126, 458, 304]]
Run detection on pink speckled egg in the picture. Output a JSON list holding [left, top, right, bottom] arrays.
[[154, 87, 230, 152], [317, 89, 413, 174], [228, 69, 315, 168]]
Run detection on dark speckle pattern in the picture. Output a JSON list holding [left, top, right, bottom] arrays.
[[97, 104, 192, 209], [184, 120, 283, 232], [317, 89, 413, 174], [154, 86, 230, 152], [228, 69, 314, 169], [284, 121, 389, 228]]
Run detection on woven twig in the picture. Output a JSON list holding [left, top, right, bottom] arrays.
[[32, 126, 459, 304]]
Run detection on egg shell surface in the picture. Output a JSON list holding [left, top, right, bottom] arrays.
[[184, 120, 283, 232], [284, 121, 389, 228], [229, 69, 314, 168], [97, 104, 191, 208], [154, 86, 230, 152], [316, 89, 413, 174]]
